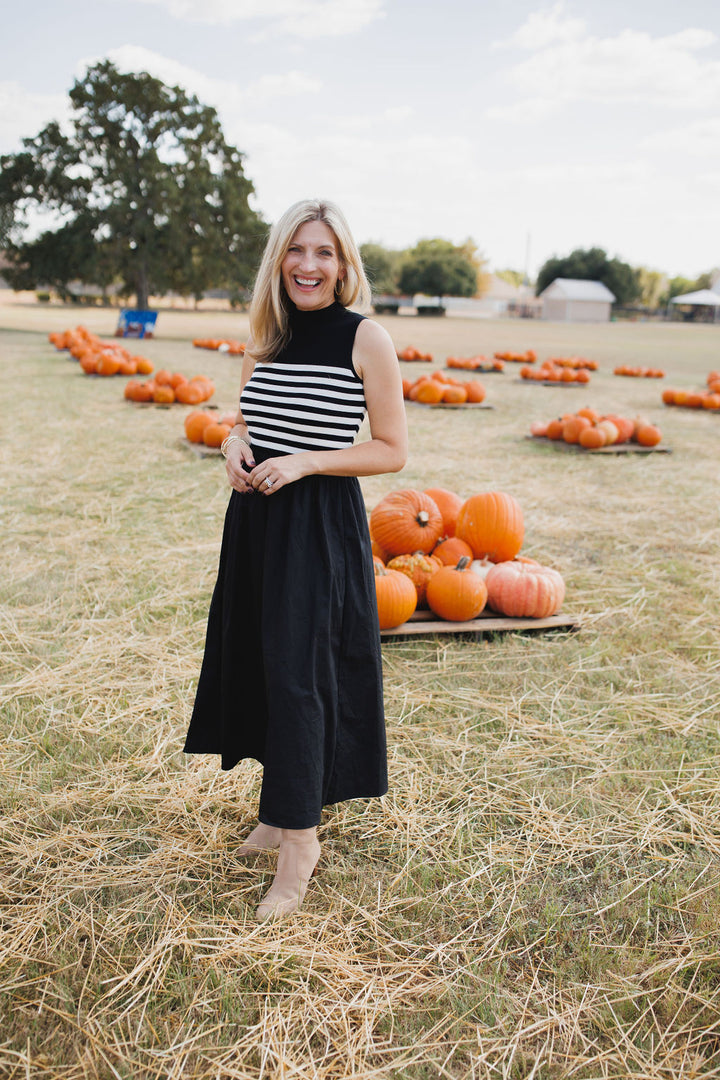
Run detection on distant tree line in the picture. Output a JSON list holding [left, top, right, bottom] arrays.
[[360, 237, 487, 302], [0, 60, 714, 312], [532, 247, 715, 309]]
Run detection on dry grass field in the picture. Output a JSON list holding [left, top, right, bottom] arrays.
[[1, 300, 719, 1079]]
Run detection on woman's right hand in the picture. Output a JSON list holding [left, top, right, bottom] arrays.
[[225, 439, 256, 493]]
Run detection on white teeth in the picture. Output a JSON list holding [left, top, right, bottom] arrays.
[[295, 277, 320, 286]]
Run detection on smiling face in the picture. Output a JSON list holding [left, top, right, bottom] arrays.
[[281, 219, 345, 311]]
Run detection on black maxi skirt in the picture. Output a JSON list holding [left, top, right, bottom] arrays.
[[183, 449, 388, 829]]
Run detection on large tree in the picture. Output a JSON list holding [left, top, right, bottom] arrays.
[[0, 60, 267, 308], [535, 247, 640, 306], [359, 242, 403, 296], [398, 238, 480, 299]]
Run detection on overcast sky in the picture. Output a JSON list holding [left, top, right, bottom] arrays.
[[2, 0, 719, 279]]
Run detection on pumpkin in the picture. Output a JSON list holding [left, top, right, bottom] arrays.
[[203, 422, 231, 448], [455, 492, 524, 563], [546, 418, 564, 440], [529, 420, 548, 437], [485, 560, 565, 619], [433, 536, 474, 566], [464, 380, 486, 403], [415, 379, 444, 404], [578, 426, 606, 449], [152, 384, 175, 404], [185, 411, 214, 443], [441, 385, 468, 404], [635, 423, 662, 447], [135, 356, 154, 375], [370, 490, 444, 557], [374, 564, 417, 629], [422, 487, 463, 537], [96, 353, 121, 376], [387, 552, 441, 607], [175, 382, 206, 405], [595, 419, 619, 445], [425, 556, 488, 621], [562, 416, 591, 444]]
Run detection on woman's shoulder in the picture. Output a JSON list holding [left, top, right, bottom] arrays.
[[354, 316, 394, 351]]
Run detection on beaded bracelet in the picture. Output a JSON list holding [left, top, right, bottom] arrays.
[[220, 434, 251, 458]]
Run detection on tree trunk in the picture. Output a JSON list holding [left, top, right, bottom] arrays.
[[136, 259, 149, 310]]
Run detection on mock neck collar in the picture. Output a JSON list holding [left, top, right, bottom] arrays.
[[287, 300, 343, 328]]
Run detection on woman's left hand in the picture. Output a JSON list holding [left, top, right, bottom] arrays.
[[248, 454, 309, 495]]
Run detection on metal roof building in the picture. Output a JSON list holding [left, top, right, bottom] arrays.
[[539, 278, 616, 322]]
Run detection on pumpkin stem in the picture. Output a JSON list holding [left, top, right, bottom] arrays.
[[455, 556, 471, 570], [416, 510, 430, 525]]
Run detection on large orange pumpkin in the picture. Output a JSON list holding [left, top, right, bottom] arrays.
[[369, 490, 444, 557], [426, 557, 488, 621], [184, 411, 214, 443], [374, 564, 417, 629], [422, 487, 463, 537], [455, 492, 524, 563], [485, 560, 565, 618]]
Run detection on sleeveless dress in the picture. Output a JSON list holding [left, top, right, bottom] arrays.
[[183, 301, 388, 830]]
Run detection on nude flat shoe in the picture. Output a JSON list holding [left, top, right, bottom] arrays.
[[256, 836, 321, 921], [236, 823, 282, 857]]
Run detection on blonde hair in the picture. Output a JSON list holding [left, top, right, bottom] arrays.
[[248, 199, 372, 363]]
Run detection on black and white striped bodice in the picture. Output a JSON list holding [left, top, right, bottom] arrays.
[[240, 302, 367, 456]]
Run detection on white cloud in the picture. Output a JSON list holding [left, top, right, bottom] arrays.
[[498, 1, 585, 50], [641, 117, 720, 158], [0, 82, 70, 152], [122, 0, 384, 36], [490, 9, 720, 117]]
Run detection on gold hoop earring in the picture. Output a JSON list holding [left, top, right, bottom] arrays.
[[336, 278, 344, 294]]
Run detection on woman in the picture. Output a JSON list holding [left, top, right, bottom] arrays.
[[184, 198, 407, 920]]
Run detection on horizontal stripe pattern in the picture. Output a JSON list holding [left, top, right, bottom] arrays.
[[241, 361, 367, 454]]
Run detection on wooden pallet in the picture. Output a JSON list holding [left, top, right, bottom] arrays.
[[525, 436, 672, 455], [443, 367, 504, 375], [516, 379, 585, 388], [381, 608, 579, 638]]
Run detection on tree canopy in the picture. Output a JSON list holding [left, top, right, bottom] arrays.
[[359, 242, 403, 296], [0, 60, 267, 308], [535, 247, 640, 306], [398, 238, 480, 299]]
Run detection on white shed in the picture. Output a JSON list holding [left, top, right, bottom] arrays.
[[540, 278, 616, 322]]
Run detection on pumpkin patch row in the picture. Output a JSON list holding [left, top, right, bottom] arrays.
[[661, 388, 720, 410], [494, 349, 537, 363], [49, 326, 154, 377], [520, 362, 591, 384], [370, 487, 565, 629], [403, 371, 486, 405], [547, 356, 598, 370], [446, 355, 505, 372], [614, 365, 665, 378], [530, 409, 662, 448], [193, 338, 246, 354], [124, 371, 215, 405], [397, 345, 433, 362]]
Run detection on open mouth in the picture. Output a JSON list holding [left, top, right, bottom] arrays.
[[294, 276, 321, 288]]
